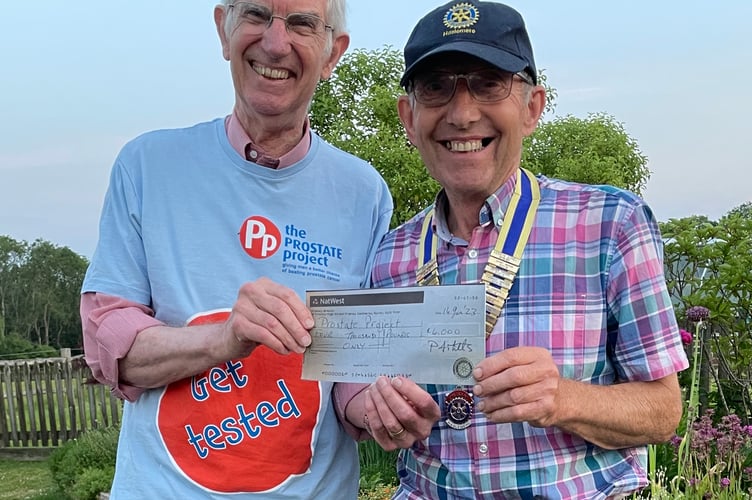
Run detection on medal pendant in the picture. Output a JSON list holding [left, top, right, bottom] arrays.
[[444, 389, 474, 430]]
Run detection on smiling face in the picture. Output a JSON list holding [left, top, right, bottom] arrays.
[[214, 0, 349, 131], [398, 53, 545, 206]]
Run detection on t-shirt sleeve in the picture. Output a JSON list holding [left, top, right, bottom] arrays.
[[82, 154, 153, 305]]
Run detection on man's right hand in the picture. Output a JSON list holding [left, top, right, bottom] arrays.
[[224, 277, 314, 358], [363, 376, 440, 451]]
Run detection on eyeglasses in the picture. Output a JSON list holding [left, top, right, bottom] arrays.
[[409, 69, 533, 107], [228, 2, 333, 39]]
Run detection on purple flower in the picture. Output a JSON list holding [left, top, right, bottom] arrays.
[[680, 329, 693, 345], [670, 434, 683, 449], [689, 409, 717, 461], [720, 477, 731, 488], [687, 305, 710, 322], [715, 413, 749, 458]]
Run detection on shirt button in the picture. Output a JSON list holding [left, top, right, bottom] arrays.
[[249, 150, 259, 159], [468, 249, 478, 259], [479, 444, 488, 454]]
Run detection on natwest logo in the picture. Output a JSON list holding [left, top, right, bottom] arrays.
[[239, 216, 281, 259]]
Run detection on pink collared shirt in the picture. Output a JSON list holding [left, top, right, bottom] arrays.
[[225, 109, 311, 168], [81, 114, 312, 400]]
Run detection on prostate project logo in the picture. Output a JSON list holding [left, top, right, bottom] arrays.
[[239, 216, 281, 259], [239, 216, 344, 281]]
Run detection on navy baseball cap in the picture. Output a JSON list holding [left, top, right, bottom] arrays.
[[401, 1, 537, 87]]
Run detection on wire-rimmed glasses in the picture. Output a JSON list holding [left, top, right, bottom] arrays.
[[228, 2, 333, 41], [409, 69, 533, 107]]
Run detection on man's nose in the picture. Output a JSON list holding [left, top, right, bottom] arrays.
[[260, 16, 294, 57], [445, 80, 481, 128]]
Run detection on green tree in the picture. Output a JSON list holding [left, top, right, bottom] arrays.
[[701, 209, 752, 420], [661, 206, 752, 422], [311, 46, 436, 227], [660, 215, 716, 308], [522, 113, 650, 196], [536, 69, 558, 119], [727, 200, 752, 219], [19, 240, 88, 347], [0, 236, 88, 349], [0, 235, 27, 338]]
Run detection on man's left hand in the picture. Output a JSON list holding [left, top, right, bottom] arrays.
[[472, 346, 561, 427]]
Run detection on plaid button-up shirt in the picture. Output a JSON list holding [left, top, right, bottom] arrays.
[[371, 170, 688, 500]]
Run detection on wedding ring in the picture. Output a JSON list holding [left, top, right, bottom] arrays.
[[388, 426, 406, 439]]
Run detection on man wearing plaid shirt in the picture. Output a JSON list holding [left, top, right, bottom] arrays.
[[336, 1, 689, 498]]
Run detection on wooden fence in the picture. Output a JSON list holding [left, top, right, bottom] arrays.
[[0, 354, 122, 452]]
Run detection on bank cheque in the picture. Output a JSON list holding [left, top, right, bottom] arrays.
[[302, 284, 486, 385]]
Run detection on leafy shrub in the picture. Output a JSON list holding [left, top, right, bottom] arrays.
[[47, 426, 400, 499], [49, 440, 78, 492], [71, 466, 116, 500], [49, 426, 118, 499], [0, 334, 57, 359]]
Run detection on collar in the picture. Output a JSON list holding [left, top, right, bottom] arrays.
[[225, 110, 311, 169], [431, 169, 520, 245]]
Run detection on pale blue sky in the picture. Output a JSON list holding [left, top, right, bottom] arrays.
[[1, 1, 750, 258]]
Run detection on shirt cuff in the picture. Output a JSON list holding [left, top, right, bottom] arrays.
[[81, 292, 164, 402]]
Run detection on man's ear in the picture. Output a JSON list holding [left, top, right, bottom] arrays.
[[522, 85, 546, 136], [320, 34, 350, 80], [397, 95, 417, 146], [214, 5, 231, 61]]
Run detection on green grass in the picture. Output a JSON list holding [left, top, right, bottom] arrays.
[[0, 458, 62, 500]]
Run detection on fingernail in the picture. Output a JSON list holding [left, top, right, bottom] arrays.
[[476, 400, 485, 411], [377, 377, 388, 388], [473, 384, 482, 395], [302, 334, 312, 346], [472, 367, 482, 380], [392, 377, 403, 388], [304, 318, 315, 329]]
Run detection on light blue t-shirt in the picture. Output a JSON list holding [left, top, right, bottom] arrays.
[[83, 118, 393, 499]]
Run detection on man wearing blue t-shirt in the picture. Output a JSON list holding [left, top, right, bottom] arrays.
[[80, 1, 393, 498]]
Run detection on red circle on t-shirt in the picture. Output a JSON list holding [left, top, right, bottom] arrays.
[[156, 311, 322, 493]]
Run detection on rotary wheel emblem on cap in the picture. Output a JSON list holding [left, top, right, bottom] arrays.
[[443, 3, 480, 29], [444, 389, 474, 429]]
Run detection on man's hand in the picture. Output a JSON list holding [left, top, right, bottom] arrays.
[[223, 277, 314, 358], [472, 346, 561, 428], [363, 377, 441, 451]]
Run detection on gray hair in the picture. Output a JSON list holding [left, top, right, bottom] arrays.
[[220, 0, 348, 42], [520, 81, 533, 104]]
